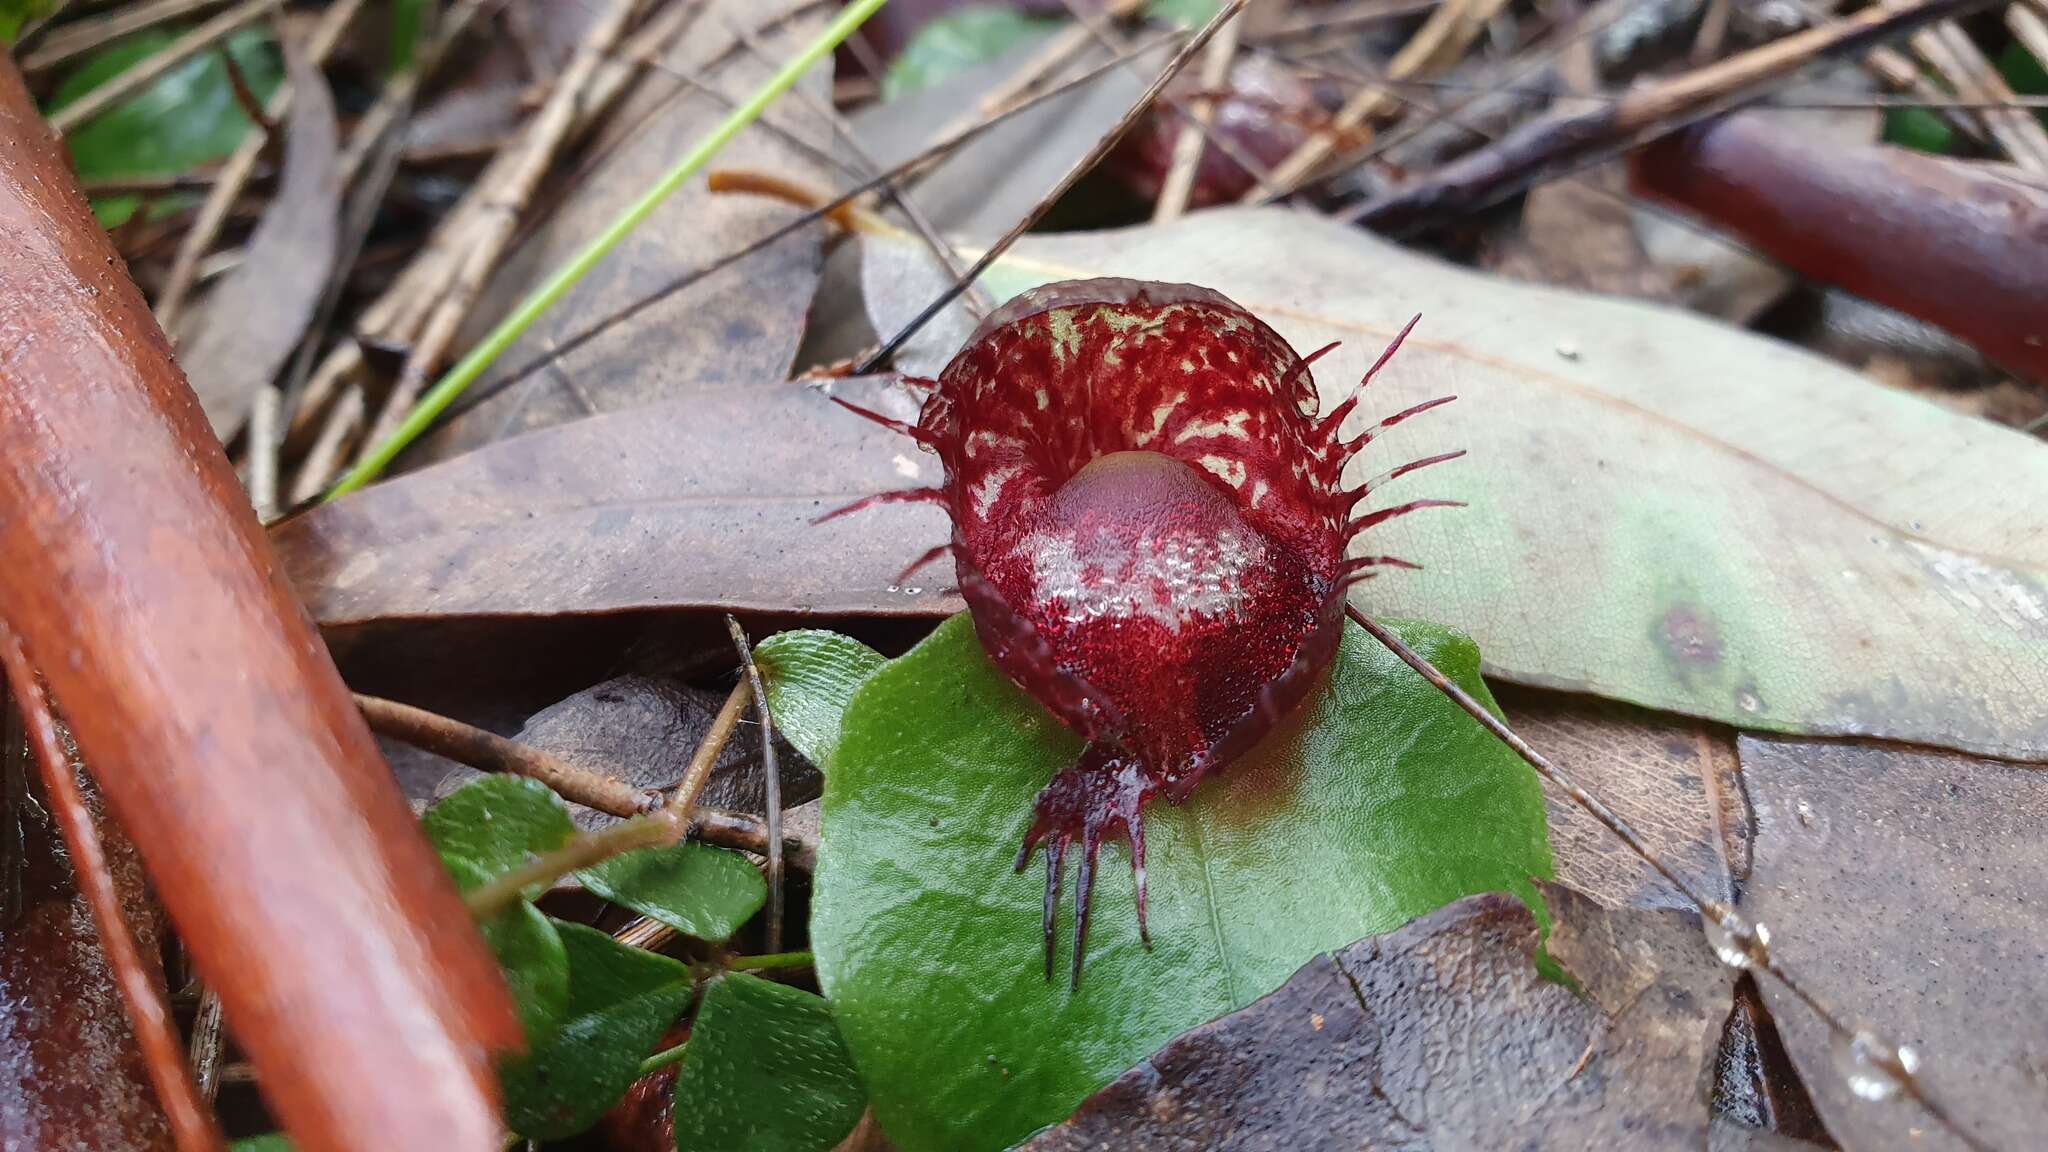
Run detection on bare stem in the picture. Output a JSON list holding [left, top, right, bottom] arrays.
[[726, 617, 783, 953], [356, 692, 657, 817], [461, 680, 750, 919], [464, 809, 680, 919], [853, 0, 1250, 375]]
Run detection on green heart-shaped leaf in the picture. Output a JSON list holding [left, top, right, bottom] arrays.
[[580, 843, 764, 944], [756, 629, 886, 768], [812, 613, 1552, 1152], [501, 920, 693, 1140], [422, 775, 575, 893], [673, 973, 868, 1152]]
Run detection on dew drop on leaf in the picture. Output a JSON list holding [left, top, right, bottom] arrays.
[[1833, 1027, 1921, 1102], [1702, 908, 1771, 970]]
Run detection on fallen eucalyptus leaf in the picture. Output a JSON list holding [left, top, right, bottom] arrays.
[[501, 920, 694, 1141], [1500, 686, 1744, 911], [814, 614, 1552, 1152], [274, 376, 955, 625], [860, 207, 2048, 760], [1737, 735, 2048, 1152], [176, 41, 339, 438], [1024, 882, 1732, 1150], [673, 973, 867, 1152], [755, 629, 887, 768]]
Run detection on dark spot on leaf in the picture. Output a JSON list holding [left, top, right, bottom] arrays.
[[1657, 606, 1721, 679]]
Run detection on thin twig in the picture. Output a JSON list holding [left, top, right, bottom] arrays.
[[1344, 605, 1990, 1152], [438, 31, 1183, 425], [726, 618, 782, 953], [722, 11, 986, 313], [0, 625, 223, 1152], [670, 679, 752, 822], [1895, 0, 2048, 172], [214, 38, 275, 137], [325, 0, 890, 498], [1055, 0, 1280, 211], [189, 988, 228, 1103], [464, 810, 681, 918], [22, 0, 232, 74], [1154, 6, 1242, 221], [854, 0, 1250, 375], [1252, 0, 1509, 200], [1344, 0, 2000, 231], [355, 693, 659, 817], [359, 687, 811, 865], [49, 0, 280, 136], [347, 0, 642, 468], [1252, 0, 1440, 44], [153, 0, 367, 330]]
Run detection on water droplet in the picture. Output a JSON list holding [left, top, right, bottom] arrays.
[[1736, 689, 1763, 714], [1833, 1028, 1920, 1102], [1703, 908, 1771, 970], [1555, 338, 1581, 361]]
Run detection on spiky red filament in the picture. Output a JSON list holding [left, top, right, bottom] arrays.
[[828, 280, 1461, 983]]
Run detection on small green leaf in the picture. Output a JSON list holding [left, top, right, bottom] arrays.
[[441, 856, 569, 1046], [1145, 0, 1222, 29], [579, 842, 765, 943], [390, 0, 431, 74], [227, 1137, 293, 1152], [422, 775, 575, 890], [53, 27, 281, 179], [884, 6, 1060, 100], [673, 973, 868, 1152], [814, 613, 1552, 1152], [756, 630, 887, 768], [1882, 106, 1957, 154], [501, 920, 694, 1140], [0, 0, 58, 44]]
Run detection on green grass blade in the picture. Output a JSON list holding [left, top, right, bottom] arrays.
[[327, 0, 890, 499]]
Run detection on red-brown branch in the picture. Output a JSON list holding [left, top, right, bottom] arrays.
[[1629, 111, 2048, 383], [0, 57, 516, 1152]]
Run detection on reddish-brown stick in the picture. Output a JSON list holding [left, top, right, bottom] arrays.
[[1629, 110, 2048, 383], [0, 57, 517, 1152]]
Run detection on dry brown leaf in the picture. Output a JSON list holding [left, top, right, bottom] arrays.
[[175, 40, 340, 439], [1499, 685, 1745, 911], [1737, 736, 2048, 1152], [274, 376, 955, 626], [1023, 882, 1733, 1150]]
